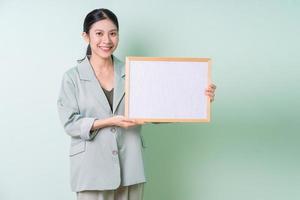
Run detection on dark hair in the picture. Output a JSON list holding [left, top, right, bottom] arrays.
[[83, 8, 119, 56]]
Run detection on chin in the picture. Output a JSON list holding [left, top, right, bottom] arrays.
[[93, 51, 114, 59]]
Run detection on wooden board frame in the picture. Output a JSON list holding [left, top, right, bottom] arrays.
[[125, 57, 211, 122]]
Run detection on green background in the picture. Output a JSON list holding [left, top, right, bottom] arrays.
[[0, 0, 299, 199]]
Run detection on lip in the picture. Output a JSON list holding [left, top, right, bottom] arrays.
[[98, 46, 113, 52]]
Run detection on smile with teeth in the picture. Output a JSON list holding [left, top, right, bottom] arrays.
[[98, 46, 113, 51]]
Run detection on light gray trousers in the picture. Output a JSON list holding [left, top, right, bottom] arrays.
[[77, 183, 144, 200]]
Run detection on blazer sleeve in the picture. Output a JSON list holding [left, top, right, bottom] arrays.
[[57, 72, 97, 141]]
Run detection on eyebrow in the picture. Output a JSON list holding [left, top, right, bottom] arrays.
[[94, 29, 118, 32]]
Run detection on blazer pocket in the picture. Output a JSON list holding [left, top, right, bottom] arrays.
[[69, 141, 86, 156]]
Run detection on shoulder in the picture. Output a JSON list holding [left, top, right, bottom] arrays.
[[64, 66, 79, 78], [61, 64, 80, 85]]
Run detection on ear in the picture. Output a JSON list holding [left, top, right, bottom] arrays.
[[82, 32, 90, 44]]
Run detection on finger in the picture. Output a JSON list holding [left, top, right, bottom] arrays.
[[210, 84, 216, 89], [206, 85, 216, 92], [205, 91, 215, 97], [207, 91, 215, 102], [126, 120, 139, 124], [205, 88, 215, 92], [123, 117, 142, 122], [122, 118, 136, 123], [130, 119, 146, 125], [208, 86, 216, 92], [121, 121, 137, 128], [138, 121, 146, 125], [208, 94, 215, 99]]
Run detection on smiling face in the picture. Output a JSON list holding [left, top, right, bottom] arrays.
[[83, 19, 119, 59]]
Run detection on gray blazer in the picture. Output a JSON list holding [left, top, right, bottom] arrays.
[[57, 55, 146, 192]]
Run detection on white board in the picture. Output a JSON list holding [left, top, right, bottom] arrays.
[[125, 57, 211, 122]]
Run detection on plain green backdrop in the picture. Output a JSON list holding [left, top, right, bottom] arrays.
[[0, 0, 299, 200]]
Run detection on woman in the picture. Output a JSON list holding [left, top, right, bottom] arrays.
[[57, 8, 216, 200]]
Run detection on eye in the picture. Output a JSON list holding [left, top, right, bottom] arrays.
[[110, 32, 118, 37], [96, 32, 103, 36]]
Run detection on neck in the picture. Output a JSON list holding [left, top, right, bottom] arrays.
[[89, 54, 113, 71]]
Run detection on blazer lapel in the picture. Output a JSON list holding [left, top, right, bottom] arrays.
[[77, 56, 112, 114], [112, 56, 125, 114]]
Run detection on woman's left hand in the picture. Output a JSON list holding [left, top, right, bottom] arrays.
[[205, 83, 216, 102]]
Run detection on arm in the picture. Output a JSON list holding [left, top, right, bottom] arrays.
[[57, 73, 142, 140], [57, 73, 97, 140], [91, 116, 143, 130]]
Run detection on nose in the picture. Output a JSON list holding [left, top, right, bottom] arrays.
[[103, 33, 112, 44]]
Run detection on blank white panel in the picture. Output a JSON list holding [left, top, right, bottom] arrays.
[[126, 58, 210, 121]]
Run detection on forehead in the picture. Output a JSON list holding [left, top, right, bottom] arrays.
[[90, 19, 117, 31]]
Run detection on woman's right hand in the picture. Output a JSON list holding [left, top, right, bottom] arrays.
[[109, 115, 144, 128]]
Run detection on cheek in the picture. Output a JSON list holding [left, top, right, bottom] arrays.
[[112, 36, 119, 44], [114, 39, 119, 48], [89, 36, 100, 45]]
